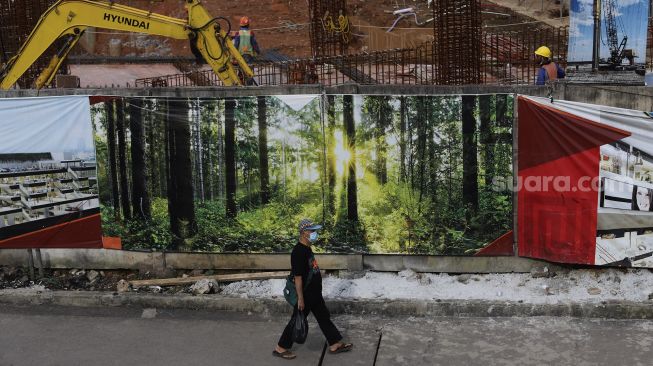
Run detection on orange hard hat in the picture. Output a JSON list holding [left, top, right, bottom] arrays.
[[240, 16, 250, 27]]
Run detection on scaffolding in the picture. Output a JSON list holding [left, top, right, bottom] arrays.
[[432, 0, 483, 85], [308, 0, 351, 57], [136, 23, 569, 88]]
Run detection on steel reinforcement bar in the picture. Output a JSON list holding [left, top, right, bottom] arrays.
[[135, 25, 569, 88]]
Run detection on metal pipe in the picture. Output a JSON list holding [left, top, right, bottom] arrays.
[[592, 0, 601, 71]]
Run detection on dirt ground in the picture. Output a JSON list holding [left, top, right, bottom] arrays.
[[78, 0, 551, 59], [84, 0, 418, 59], [485, 0, 569, 28]]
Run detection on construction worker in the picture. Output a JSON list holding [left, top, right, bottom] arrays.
[[534, 46, 565, 85], [233, 16, 261, 64]]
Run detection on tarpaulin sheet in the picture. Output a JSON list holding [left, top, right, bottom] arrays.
[[517, 96, 631, 264], [0, 96, 94, 154]]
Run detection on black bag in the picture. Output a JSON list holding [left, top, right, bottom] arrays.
[[291, 310, 309, 344]]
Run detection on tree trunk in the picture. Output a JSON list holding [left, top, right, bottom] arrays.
[[343, 95, 358, 222], [159, 100, 169, 197], [479, 95, 494, 188], [167, 98, 196, 250], [193, 99, 205, 202], [417, 98, 428, 202], [326, 95, 336, 218], [257, 96, 270, 205], [217, 101, 225, 200], [146, 99, 159, 198], [496, 94, 508, 127], [408, 98, 415, 189], [205, 101, 214, 201], [105, 100, 120, 220], [428, 108, 437, 199], [116, 98, 131, 220], [164, 100, 175, 240], [375, 96, 390, 185], [225, 99, 237, 218], [427, 112, 438, 247], [399, 96, 407, 183], [129, 98, 151, 220], [462, 95, 479, 214]]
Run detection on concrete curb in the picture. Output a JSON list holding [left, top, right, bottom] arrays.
[[1, 290, 653, 319], [1, 85, 652, 111], [0, 248, 560, 273]]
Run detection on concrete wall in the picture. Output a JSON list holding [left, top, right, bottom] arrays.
[[561, 85, 653, 111], [0, 249, 559, 273], [1, 83, 647, 274], [1, 84, 650, 111]]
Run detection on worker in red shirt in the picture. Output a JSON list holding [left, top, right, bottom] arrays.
[[233, 16, 261, 64], [535, 46, 565, 85]]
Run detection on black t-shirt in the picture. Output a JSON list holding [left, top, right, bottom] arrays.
[[291, 242, 322, 294]]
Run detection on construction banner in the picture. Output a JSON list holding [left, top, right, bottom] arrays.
[[0, 96, 101, 248], [517, 96, 653, 267]]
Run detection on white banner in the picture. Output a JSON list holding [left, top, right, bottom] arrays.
[[0, 96, 93, 154]]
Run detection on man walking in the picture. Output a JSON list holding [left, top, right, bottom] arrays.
[[273, 219, 353, 360]]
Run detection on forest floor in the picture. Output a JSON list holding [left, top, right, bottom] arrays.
[[3, 265, 653, 305]]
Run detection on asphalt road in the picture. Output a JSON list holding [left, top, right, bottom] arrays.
[[1, 305, 652, 366]]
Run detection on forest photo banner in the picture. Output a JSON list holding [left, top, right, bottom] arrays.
[[93, 94, 514, 255]]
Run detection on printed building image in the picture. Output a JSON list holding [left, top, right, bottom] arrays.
[[0, 96, 102, 249], [0, 152, 99, 240]]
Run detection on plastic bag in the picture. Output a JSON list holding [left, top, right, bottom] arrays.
[[291, 310, 309, 344]]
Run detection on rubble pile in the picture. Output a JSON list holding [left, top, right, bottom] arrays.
[[0, 265, 223, 295]]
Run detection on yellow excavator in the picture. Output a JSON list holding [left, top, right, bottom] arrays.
[[0, 0, 254, 90]]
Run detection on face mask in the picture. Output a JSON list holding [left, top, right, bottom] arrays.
[[309, 231, 318, 242]]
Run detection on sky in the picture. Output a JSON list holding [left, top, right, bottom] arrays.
[[568, 0, 649, 63]]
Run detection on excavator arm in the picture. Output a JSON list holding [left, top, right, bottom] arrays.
[[0, 0, 254, 89]]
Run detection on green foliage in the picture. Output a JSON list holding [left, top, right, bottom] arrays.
[[97, 94, 514, 255], [101, 200, 171, 251]]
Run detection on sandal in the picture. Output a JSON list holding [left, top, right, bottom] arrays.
[[272, 350, 297, 360], [329, 343, 353, 354]]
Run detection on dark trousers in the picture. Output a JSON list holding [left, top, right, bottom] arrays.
[[278, 293, 342, 349]]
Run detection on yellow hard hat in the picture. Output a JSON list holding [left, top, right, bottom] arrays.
[[534, 46, 552, 59]]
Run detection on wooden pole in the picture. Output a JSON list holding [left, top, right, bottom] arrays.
[[34, 248, 44, 279], [26, 249, 35, 281]]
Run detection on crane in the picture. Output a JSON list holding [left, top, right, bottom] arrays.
[[603, 0, 633, 68], [0, 0, 254, 90]]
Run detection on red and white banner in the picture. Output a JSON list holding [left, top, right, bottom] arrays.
[[517, 96, 653, 267]]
